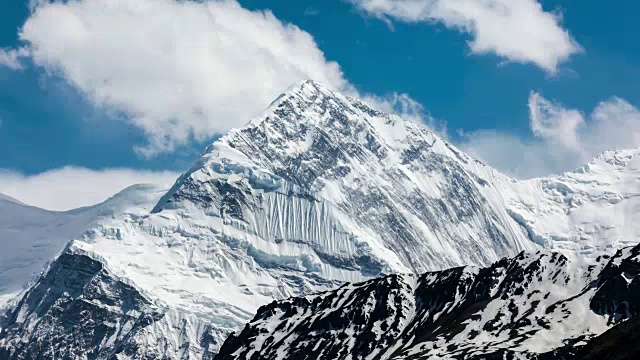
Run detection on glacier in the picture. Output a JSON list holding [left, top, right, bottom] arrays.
[[1, 80, 639, 358]]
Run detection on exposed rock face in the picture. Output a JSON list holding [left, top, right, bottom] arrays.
[[1, 252, 158, 359], [2, 81, 640, 359], [0, 249, 226, 360], [218, 245, 640, 360]]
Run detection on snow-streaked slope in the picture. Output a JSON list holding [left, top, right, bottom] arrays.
[[2, 81, 640, 359], [218, 245, 640, 360], [0, 184, 168, 305]]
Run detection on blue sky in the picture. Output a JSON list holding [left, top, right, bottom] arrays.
[[1, 0, 640, 209], [243, 0, 640, 132]]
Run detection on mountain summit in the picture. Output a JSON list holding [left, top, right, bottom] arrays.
[[154, 80, 534, 273], [1, 81, 639, 358]]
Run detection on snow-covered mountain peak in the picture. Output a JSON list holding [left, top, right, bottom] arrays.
[[217, 79, 434, 164], [233, 79, 457, 161], [4, 82, 640, 359], [577, 147, 640, 175], [157, 79, 497, 221], [154, 80, 533, 275], [253, 80, 340, 122], [506, 146, 640, 255]]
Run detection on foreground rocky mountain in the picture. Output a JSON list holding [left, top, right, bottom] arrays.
[[1, 81, 639, 358], [574, 314, 640, 359], [218, 244, 640, 359]]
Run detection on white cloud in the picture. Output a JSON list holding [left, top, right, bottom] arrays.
[[461, 94, 640, 178], [0, 0, 429, 157], [18, 0, 350, 156], [351, 0, 581, 73], [0, 0, 433, 213], [0, 48, 29, 70], [11, 0, 612, 183], [0, 167, 179, 211]]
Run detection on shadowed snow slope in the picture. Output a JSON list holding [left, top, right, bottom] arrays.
[[0, 184, 168, 304], [2, 81, 640, 358], [0, 194, 25, 206]]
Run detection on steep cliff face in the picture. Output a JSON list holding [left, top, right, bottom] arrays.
[[218, 245, 640, 360], [2, 81, 640, 359]]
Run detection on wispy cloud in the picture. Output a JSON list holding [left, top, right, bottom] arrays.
[[304, 7, 320, 16], [350, 0, 582, 73], [0, 48, 29, 70], [0, 167, 179, 211]]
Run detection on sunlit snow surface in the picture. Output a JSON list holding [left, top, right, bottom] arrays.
[[1, 81, 640, 358], [509, 149, 640, 254]]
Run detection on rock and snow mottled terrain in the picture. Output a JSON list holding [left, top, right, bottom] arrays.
[[1, 81, 640, 358], [218, 245, 640, 359]]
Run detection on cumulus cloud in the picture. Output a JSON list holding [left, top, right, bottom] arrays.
[[0, 0, 433, 213], [11, 0, 424, 156], [17, 0, 349, 156], [351, 0, 581, 73], [461, 94, 640, 178], [0, 167, 179, 211]]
